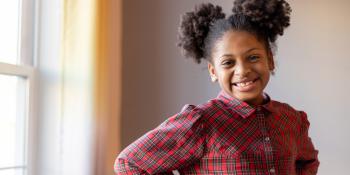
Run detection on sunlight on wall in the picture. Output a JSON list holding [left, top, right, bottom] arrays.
[[61, 0, 96, 174]]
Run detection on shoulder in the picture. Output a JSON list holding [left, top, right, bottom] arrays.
[[270, 100, 303, 113], [167, 98, 225, 126], [270, 100, 309, 125], [180, 98, 227, 116]]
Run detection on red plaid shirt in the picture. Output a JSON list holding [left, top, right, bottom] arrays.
[[115, 91, 319, 174]]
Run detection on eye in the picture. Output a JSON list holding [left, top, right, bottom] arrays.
[[248, 55, 260, 62], [221, 60, 235, 67]]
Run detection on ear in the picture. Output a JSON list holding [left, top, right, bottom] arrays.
[[208, 62, 217, 82], [267, 50, 275, 71]]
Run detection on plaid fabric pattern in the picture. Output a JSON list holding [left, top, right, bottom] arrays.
[[114, 91, 319, 175]]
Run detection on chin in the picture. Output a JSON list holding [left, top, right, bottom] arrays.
[[234, 92, 261, 103]]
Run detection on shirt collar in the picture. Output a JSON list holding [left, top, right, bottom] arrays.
[[217, 91, 278, 119]]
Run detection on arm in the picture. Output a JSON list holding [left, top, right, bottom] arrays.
[[114, 105, 206, 174], [296, 112, 320, 175], [114, 158, 148, 175]]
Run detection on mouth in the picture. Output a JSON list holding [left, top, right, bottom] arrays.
[[232, 78, 259, 87], [232, 77, 259, 92]]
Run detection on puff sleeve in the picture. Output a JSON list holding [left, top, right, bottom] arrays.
[[114, 105, 206, 174]]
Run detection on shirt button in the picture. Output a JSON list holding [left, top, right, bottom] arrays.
[[269, 168, 276, 173], [265, 147, 272, 152], [265, 137, 270, 142]]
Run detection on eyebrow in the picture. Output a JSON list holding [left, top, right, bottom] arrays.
[[219, 48, 262, 59]]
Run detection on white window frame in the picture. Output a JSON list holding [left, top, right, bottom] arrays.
[[0, 64, 37, 175], [0, 0, 38, 174]]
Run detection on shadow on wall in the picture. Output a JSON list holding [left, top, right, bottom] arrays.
[[121, 0, 164, 147]]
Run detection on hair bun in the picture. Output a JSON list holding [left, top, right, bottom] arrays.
[[178, 3, 225, 63], [232, 0, 291, 42]]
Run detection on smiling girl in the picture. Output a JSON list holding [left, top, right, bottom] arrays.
[[115, 0, 319, 174]]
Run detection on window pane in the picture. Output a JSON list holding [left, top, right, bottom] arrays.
[[0, 0, 21, 64], [0, 168, 25, 175], [0, 74, 26, 170]]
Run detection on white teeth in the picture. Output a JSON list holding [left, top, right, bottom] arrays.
[[237, 81, 253, 87]]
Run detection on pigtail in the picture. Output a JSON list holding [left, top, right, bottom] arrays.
[[178, 3, 225, 63], [232, 0, 291, 42]]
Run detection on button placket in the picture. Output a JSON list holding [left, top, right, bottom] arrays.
[[256, 107, 275, 174]]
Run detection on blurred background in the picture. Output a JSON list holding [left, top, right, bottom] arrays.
[[0, 0, 349, 175]]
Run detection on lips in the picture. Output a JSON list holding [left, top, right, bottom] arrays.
[[232, 78, 259, 87], [232, 78, 259, 92]]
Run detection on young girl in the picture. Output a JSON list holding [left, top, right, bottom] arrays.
[[115, 0, 319, 174]]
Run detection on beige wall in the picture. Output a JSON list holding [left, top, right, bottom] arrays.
[[121, 1, 350, 174], [268, 1, 350, 174], [121, 0, 220, 149]]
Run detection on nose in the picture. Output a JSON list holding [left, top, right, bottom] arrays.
[[234, 62, 251, 77]]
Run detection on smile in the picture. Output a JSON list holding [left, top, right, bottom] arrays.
[[236, 80, 254, 87], [232, 78, 259, 87], [231, 78, 260, 92]]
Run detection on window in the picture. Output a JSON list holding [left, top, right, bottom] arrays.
[[0, 0, 36, 175], [0, 0, 20, 64]]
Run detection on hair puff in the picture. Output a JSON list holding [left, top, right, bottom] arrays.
[[178, 3, 225, 63], [232, 0, 291, 42]]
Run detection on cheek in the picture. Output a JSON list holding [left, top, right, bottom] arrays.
[[259, 67, 271, 83], [222, 71, 234, 83], [217, 70, 233, 86], [254, 64, 271, 80], [257, 62, 271, 74]]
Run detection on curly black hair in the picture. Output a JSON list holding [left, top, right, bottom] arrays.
[[178, 0, 291, 64]]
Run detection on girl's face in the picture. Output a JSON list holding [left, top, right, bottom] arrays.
[[208, 30, 274, 106]]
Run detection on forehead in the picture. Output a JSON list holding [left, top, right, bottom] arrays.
[[213, 30, 266, 57]]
